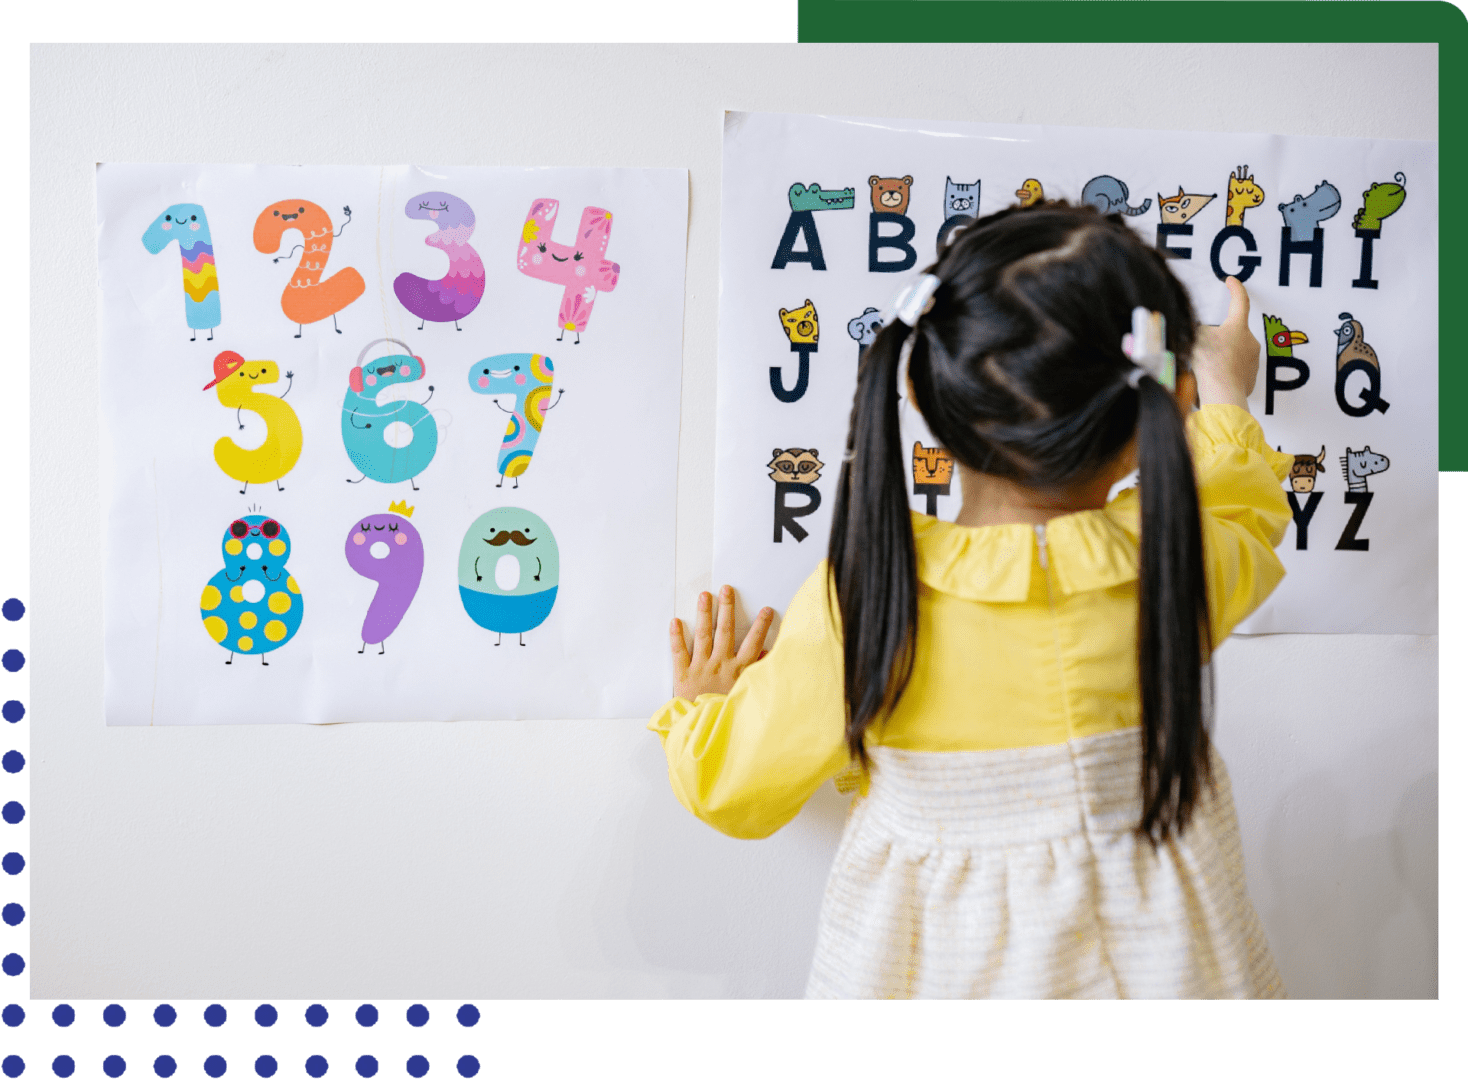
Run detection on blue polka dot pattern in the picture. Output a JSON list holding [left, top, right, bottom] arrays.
[[254, 1004, 278, 1027], [1, 751, 22, 774], [1, 1004, 21, 1026], [153, 1057, 176, 1079], [456, 1057, 479, 1078], [204, 1056, 227, 1078], [355, 1057, 378, 1078], [1, 853, 21, 875], [2, 802, 24, 825], [1, 701, 21, 723], [305, 1056, 328, 1078], [2, 953, 24, 976], [103, 1055, 126, 1078], [52, 1056, 75, 1078], [205, 1004, 227, 1027], [455, 1005, 479, 1027], [2, 599, 23, 621], [0, 904, 21, 926], [2, 1055, 22, 1078], [104, 1004, 127, 1027], [254, 1058, 277, 1079], [153, 1005, 176, 1028], [355, 1004, 378, 1027], [407, 1057, 429, 1078], [2, 650, 24, 673], [305, 1004, 329, 1027], [51, 1005, 74, 1027], [406, 1004, 429, 1027]]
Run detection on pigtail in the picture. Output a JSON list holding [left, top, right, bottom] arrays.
[[1134, 376, 1213, 843], [827, 320, 919, 765]]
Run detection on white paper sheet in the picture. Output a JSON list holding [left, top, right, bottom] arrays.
[[98, 163, 688, 724], [715, 111, 1437, 635]]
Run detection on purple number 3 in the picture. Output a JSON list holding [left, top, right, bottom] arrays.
[[516, 198, 620, 345]]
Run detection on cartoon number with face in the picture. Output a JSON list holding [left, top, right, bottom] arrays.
[[468, 353, 564, 488], [345, 502, 424, 654], [141, 203, 220, 340], [394, 191, 485, 330], [457, 508, 560, 646], [200, 514, 303, 665], [516, 199, 620, 344], [253, 200, 365, 338], [342, 339, 439, 490], [203, 351, 302, 495]]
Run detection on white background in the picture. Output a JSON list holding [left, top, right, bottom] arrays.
[[29, 43, 1436, 999], [97, 163, 687, 724]]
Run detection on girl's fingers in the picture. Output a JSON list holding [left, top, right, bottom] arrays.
[[1223, 276, 1250, 327], [736, 606, 776, 666], [712, 584, 737, 658], [669, 617, 691, 677], [692, 591, 714, 660]]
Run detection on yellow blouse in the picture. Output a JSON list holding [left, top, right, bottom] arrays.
[[650, 404, 1294, 840]]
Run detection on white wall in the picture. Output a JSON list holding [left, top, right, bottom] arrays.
[[31, 43, 1436, 998]]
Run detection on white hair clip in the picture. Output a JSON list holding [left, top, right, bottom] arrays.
[[889, 273, 941, 327], [1121, 306, 1176, 390]]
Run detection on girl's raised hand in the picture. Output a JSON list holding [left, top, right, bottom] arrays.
[[670, 585, 775, 701], [1191, 275, 1260, 411]]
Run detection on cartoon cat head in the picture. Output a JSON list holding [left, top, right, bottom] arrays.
[[779, 300, 819, 345], [944, 177, 978, 217], [768, 448, 824, 484]]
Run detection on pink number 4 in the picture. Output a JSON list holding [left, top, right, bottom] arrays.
[[517, 199, 620, 344]]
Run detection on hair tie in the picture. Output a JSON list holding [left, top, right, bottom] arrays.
[[1121, 306, 1176, 390], [888, 273, 941, 327]]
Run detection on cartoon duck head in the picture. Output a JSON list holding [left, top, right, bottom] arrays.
[[1015, 179, 1043, 207]]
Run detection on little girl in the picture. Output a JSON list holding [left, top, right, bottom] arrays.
[[650, 203, 1293, 998]]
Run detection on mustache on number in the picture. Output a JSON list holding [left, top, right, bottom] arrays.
[[483, 530, 535, 547]]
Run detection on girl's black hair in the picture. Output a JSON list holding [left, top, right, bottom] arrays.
[[827, 202, 1211, 843]]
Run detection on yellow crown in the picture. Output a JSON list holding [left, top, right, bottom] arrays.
[[389, 500, 414, 518]]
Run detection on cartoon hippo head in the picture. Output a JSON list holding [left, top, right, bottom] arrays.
[[221, 514, 293, 576], [351, 352, 427, 396], [846, 307, 883, 347], [404, 191, 475, 230]]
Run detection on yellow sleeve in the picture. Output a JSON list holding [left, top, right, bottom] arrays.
[[646, 563, 851, 840], [1187, 403, 1294, 643]]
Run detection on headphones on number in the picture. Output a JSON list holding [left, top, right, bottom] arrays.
[[350, 337, 426, 394]]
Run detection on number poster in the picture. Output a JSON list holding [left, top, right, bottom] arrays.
[[715, 111, 1437, 635], [98, 164, 688, 724]]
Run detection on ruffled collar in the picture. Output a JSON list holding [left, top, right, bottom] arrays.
[[911, 497, 1141, 602]]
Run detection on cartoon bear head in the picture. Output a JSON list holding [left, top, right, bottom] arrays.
[[869, 175, 914, 216], [779, 300, 819, 345]]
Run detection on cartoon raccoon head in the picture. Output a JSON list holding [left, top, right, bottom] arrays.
[[768, 448, 824, 484]]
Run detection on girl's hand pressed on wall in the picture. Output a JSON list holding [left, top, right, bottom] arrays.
[[670, 585, 775, 700], [1191, 276, 1260, 412]]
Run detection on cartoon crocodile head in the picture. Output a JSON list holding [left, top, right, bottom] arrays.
[[788, 183, 855, 212]]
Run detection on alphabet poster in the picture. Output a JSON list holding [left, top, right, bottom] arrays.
[[98, 163, 688, 723], [715, 111, 1437, 635]]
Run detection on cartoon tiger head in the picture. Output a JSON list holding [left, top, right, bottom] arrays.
[[779, 300, 819, 345], [912, 442, 954, 487], [768, 448, 824, 484]]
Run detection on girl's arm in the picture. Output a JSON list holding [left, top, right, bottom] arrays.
[[650, 569, 850, 840]]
